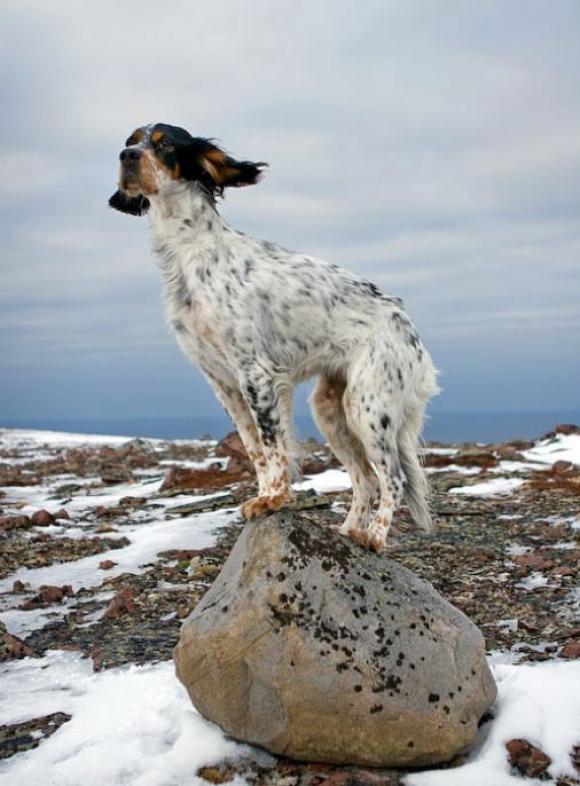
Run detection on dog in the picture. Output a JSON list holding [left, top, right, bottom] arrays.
[[109, 123, 439, 552]]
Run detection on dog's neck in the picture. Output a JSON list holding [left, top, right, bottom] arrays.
[[148, 181, 221, 228], [147, 182, 231, 275]]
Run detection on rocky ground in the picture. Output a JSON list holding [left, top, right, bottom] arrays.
[[0, 426, 579, 785]]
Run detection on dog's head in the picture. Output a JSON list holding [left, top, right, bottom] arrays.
[[109, 123, 266, 216]]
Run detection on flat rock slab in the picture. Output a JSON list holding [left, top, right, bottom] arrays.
[[174, 512, 496, 767]]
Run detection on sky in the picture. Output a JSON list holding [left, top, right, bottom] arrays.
[[1, 0, 579, 428]]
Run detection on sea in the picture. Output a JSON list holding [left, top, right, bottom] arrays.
[[2, 410, 579, 445]]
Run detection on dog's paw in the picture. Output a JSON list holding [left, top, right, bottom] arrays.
[[241, 492, 292, 520], [347, 527, 386, 554]]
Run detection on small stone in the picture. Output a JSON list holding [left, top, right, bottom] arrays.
[[0, 515, 31, 531], [0, 624, 32, 661], [215, 431, 252, 473], [100, 466, 134, 485], [118, 496, 147, 507], [553, 424, 580, 436], [99, 560, 117, 571], [160, 465, 239, 493], [553, 460, 574, 473], [31, 509, 56, 526], [54, 508, 70, 520], [196, 766, 238, 784], [104, 587, 138, 619], [38, 585, 73, 604], [514, 553, 553, 572], [560, 641, 580, 660], [506, 738, 551, 778]]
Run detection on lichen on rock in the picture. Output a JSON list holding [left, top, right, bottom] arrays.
[[174, 512, 497, 767]]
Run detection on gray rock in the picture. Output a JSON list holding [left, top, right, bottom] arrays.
[[174, 512, 496, 767]]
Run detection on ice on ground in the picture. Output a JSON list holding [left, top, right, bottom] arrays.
[[2, 475, 227, 522], [0, 428, 217, 462], [515, 571, 551, 591], [0, 651, 256, 786], [505, 544, 530, 557], [158, 457, 229, 470], [491, 460, 548, 474], [0, 589, 118, 639], [0, 428, 132, 450], [0, 508, 237, 596], [3, 476, 165, 517], [426, 465, 481, 476], [294, 469, 352, 494], [449, 478, 525, 497], [422, 447, 459, 456], [405, 660, 580, 786], [524, 433, 580, 467], [0, 599, 77, 640]]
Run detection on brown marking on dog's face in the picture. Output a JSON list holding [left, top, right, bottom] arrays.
[[124, 149, 161, 196], [118, 125, 185, 196], [125, 128, 144, 146]]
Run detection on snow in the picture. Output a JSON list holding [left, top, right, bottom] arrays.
[[515, 571, 551, 590], [0, 428, 132, 449], [426, 465, 481, 476], [2, 657, 577, 786], [0, 600, 76, 639], [423, 447, 459, 456], [405, 660, 580, 786], [449, 478, 525, 497], [491, 460, 547, 474], [3, 476, 165, 517], [0, 508, 236, 596], [0, 651, 256, 786], [294, 468, 352, 493], [523, 433, 580, 467]]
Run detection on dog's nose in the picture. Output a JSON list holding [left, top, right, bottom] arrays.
[[119, 148, 143, 164]]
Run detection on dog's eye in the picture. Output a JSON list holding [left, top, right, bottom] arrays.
[[155, 139, 173, 151]]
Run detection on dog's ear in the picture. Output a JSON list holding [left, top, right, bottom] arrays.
[[189, 140, 267, 191], [108, 190, 150, 216]]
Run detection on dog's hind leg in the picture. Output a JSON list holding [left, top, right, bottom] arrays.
[[310, 375, 378, 535], [342, 350, 408, 553]]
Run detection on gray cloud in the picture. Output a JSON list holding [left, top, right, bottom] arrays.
[[1, 0, 579, 423]]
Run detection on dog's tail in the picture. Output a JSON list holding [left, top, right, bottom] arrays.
[[398, 357, 440, 532]]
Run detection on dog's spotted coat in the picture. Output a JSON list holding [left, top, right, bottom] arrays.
[[109, 123, 439, 552]]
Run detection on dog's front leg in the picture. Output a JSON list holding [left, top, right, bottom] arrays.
[[239, 367, 294, 520]]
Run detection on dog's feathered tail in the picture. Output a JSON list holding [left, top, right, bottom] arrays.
[[398, 357, 440, 531]]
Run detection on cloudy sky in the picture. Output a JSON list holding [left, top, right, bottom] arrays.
[[1, 0, 579, 429]]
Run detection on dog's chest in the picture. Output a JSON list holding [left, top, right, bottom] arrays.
[[165, 279, 225, 361]]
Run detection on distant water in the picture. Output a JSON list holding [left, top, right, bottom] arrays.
[[2, 410, 579, 445]]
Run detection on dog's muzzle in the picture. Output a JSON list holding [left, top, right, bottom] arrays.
[[119, 148, 142, 190]]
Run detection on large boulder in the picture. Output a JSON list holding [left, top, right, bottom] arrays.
[[174, 513, 496, 767]]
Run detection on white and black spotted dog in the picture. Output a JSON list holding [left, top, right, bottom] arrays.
[[109, 123, 439, 552]]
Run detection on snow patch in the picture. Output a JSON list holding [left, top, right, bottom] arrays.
[[524, 433, 580, 467], [294, 469, 352, 494], [406, 660, 580, 786], [426, 465, 481, 476], [0, 428, 132, 449], [449, 478, 525, 497], [0, 508, 237, 595], [515, 572, 551, 591], [0, 651, 256, 786]]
